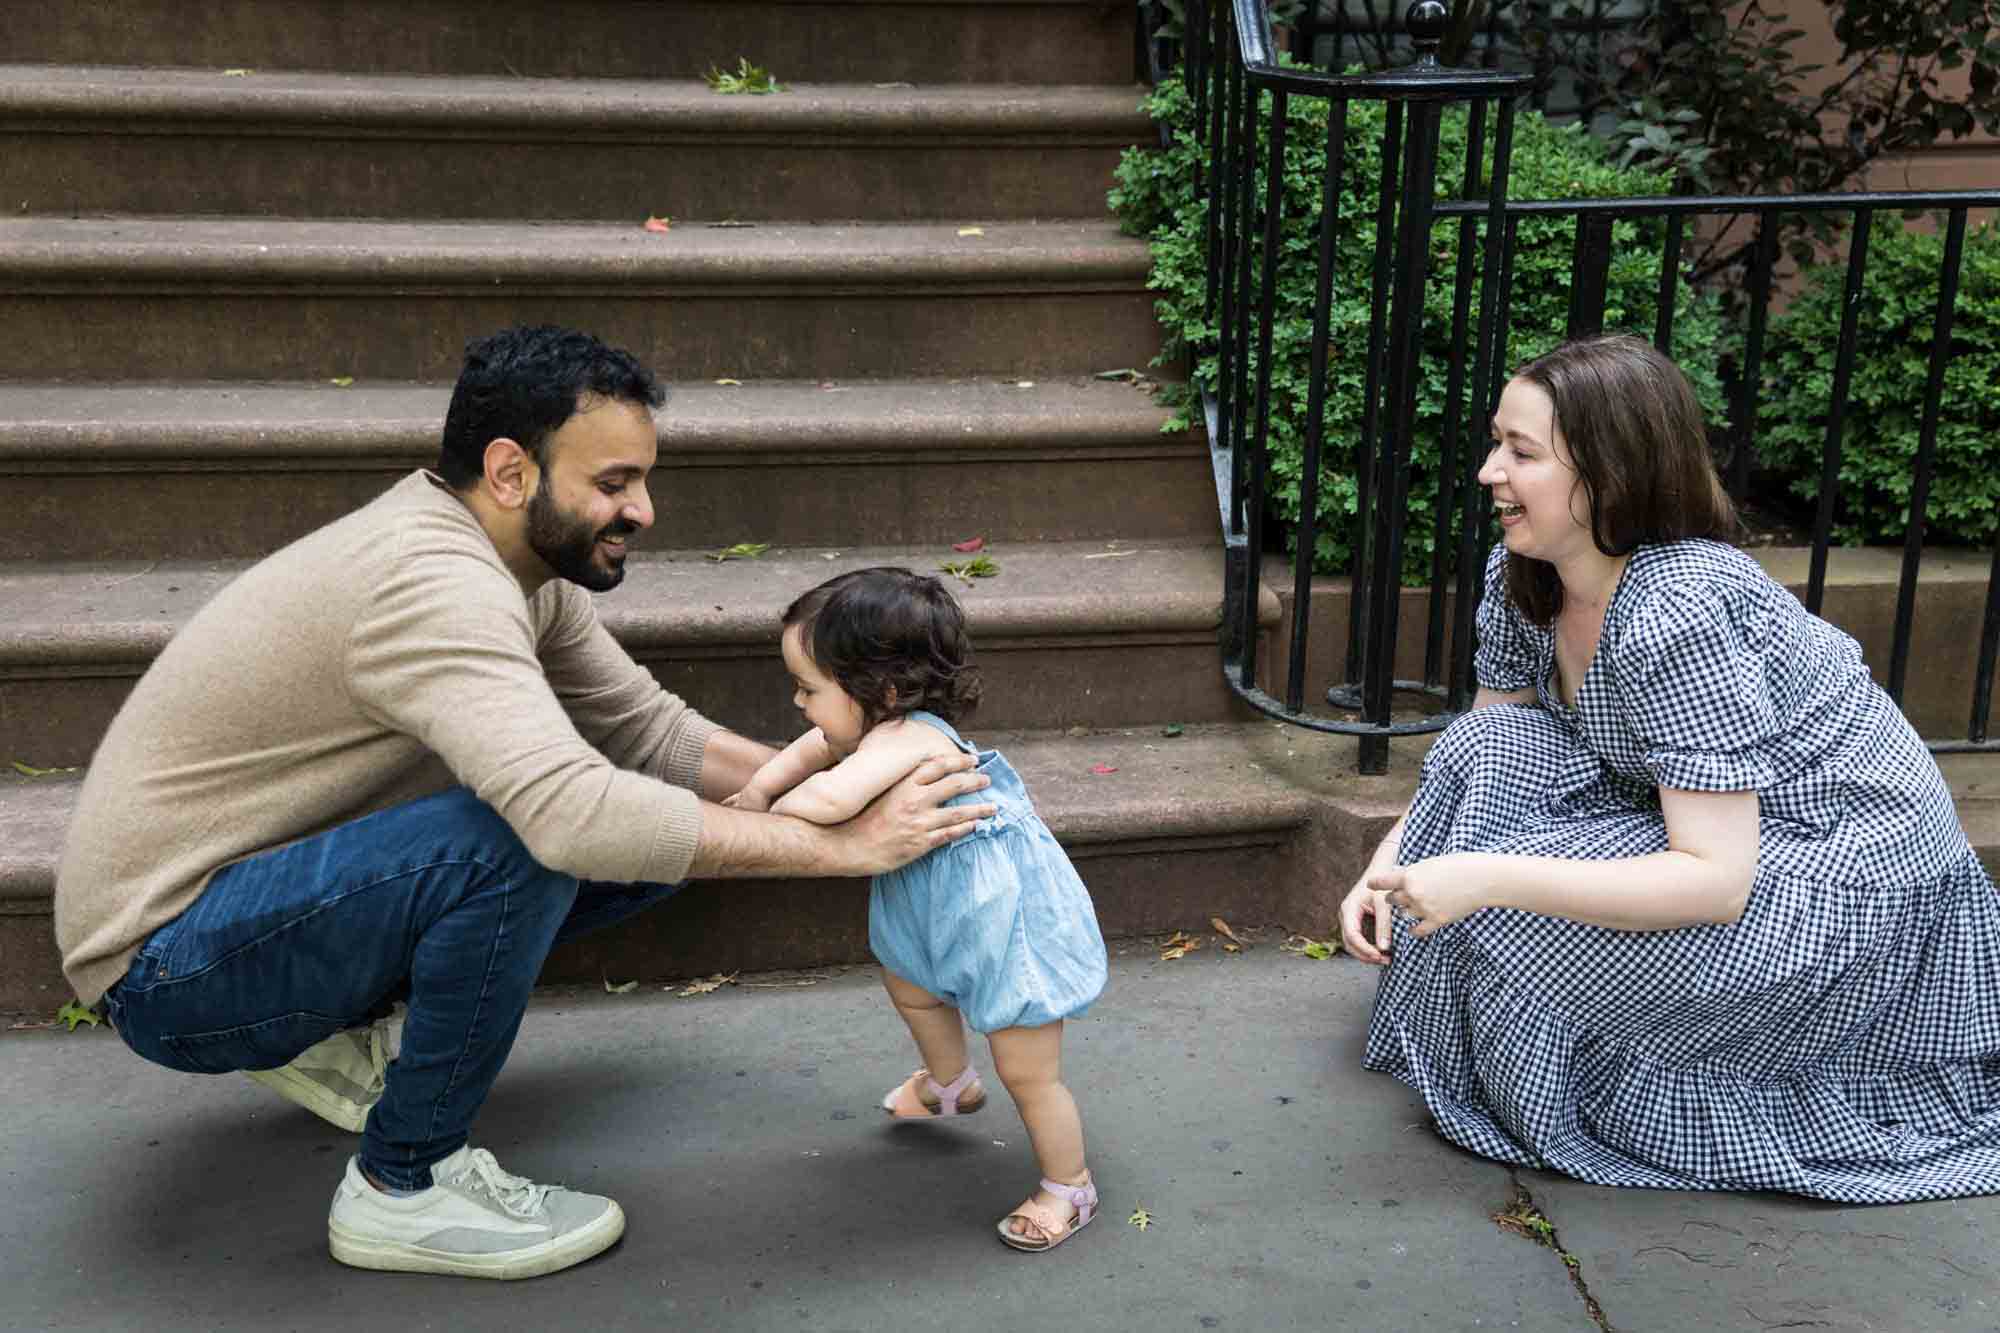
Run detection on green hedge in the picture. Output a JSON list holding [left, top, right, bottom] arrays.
[[1110, 71, 1728, 580], [1758, 215, 2000, 547]]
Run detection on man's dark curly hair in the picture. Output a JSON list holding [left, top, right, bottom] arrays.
[[781, 567, 983, 727], [436, 325, 665, 488]]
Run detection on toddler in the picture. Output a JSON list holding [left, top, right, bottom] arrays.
[[726, 567, 1108, 1252]]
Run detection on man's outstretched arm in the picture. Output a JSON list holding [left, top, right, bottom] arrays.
[[694, 729, 783, 802]]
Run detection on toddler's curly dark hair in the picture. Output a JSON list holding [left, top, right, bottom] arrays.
[[781, 567, 982, 726]]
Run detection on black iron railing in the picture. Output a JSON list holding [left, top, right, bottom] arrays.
[[1177, 0, 2000, 771]]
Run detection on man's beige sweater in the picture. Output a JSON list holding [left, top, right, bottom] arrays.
[[56, 471, 720, 1005]]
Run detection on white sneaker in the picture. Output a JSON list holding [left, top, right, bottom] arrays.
[[327, 1146, 625, 1280], [245, 1013, 393, 1133]]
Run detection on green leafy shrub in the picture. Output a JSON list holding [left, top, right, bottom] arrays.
[[1109, 70, 1728, 580], [1758, 215, 2000, 546]]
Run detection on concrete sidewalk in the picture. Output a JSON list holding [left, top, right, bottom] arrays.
[[5, 944, 1997, 1332]]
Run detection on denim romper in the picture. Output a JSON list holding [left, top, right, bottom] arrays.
[[868, 711, 1108, 1033]]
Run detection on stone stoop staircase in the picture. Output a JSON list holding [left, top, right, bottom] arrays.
[[0, 0, 1400, 1016]]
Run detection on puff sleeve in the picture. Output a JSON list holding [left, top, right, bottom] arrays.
[[1609, 580, 1784, 792], [1473, 544, 1539, 693]]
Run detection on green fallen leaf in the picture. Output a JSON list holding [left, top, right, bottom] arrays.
[[1093, 368, 1140, 381], [1128, 1207, 1153, 1231], [328, 376, 355, 388], [704, 58, 781, 94], [603, 977, 639, 994], [11, 760, 80, 778], [708, 542, 771, 562], [56, 1000, 101, 1031], [1160, 724, 1185, 738], [939, 555, 999, 583], [1281, 933, 1342, 960]]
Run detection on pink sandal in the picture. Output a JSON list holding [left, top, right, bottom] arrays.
[[881, 1065, 986, 1119], [997, 1175, 1098, 1252]]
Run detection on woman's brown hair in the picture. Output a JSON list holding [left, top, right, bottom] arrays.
[[1502, 333, 1742, 625]]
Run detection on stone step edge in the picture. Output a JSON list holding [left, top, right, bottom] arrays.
[[0, 378, 1189, 464], [0, 542, 1276, 669], [13, 741, 2000, 906], [0, 65, 1150, 140], [0, 723, 1361, 905], [0, 218, 1149, 290]]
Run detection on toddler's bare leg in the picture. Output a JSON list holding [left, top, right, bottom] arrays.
[[882, 968, 973, 1097], [989, 1021, 1089, 1240]]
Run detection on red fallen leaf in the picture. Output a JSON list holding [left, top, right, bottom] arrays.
[[642, 215, 672, 233], [951, 536, 986, 553], [1090, 763, 1118, 775]]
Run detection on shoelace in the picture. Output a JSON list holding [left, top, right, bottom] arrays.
[[455, 1148, 553, 1219]]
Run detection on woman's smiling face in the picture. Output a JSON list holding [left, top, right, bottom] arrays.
[[1477, 377, 1594, 564]]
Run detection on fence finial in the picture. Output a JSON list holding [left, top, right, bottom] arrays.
[[1407, 0, 1449, 68]]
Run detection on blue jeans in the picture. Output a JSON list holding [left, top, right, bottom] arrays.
[[102, 786, 682, 1190]]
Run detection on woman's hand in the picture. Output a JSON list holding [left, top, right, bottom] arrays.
[[1367, 853, 1492, 939], [721, 789, 769, 813], [1339, 878, 1395, 965]]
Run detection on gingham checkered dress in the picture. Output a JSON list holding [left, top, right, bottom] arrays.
[[1363, 539, 2000, 1201]]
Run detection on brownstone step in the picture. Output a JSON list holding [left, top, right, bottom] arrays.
[[0, 378, 1205, 562], [0, 218, 1160, 381], [13, 738, 2000, 1018], [7, 0, 1139, 86], [0, 542, 1277, 769], [0, 721, 1397, 1017], [1, 68, 1150, 221]]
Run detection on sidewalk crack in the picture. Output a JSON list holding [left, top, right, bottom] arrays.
[[1493, 1171, 1614, 1332]]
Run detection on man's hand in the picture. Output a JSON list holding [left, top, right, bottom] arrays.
[[836, 752, 994, 876]]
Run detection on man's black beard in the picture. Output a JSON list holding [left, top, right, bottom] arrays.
[[526, 484, 634, 592]]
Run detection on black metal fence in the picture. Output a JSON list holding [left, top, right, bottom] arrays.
[[1178, 0, 2000, 772]]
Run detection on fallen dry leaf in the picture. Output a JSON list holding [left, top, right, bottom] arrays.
[[957, 226, 986, 237], [643, 215, 673, 233], [1211, 917, 1248, 948], [674, 971, 739, 997], [951, 536, 986, 553], [1159, 930, 1202, 961], [603, 977, 639, 994]]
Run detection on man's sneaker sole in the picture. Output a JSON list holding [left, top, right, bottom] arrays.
[[245, 1065, 370, 1133], [328, 1200, 626, 1279]]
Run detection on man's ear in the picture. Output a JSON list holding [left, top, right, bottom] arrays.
[[482, 437, 536, 511]]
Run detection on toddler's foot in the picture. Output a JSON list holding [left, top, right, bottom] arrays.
[[881, 1065, 986, 1118], [998, 1173, 1097, 1252]]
